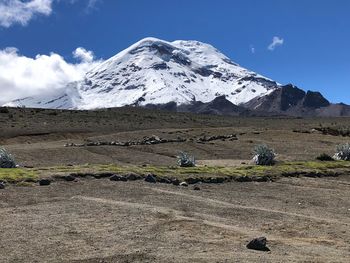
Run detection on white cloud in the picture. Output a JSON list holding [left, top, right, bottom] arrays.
[[73, 47, 94, 63], [268, 36, 284, 51], [0, 0, 103, 28], [87, 0, 100, 10], [250, 45, 255, 54], [0, 0, 53, 27], [0, 47, 101, 105]]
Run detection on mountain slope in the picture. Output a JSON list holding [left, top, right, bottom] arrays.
[[5, 37, 279, 110], [243, 84, 350, 117]]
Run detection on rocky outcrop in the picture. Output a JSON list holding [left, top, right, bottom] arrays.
[[243, 84, 347, 117]]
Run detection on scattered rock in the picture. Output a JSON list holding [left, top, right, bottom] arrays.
[[193, 186, 200, 191], [110, 175, 127, 182], [179, 182, 188, 187], [24, 178, 37, 183], [236, 176, 253, 182], [94, 172, 114, 179], [145, 174, 157, 183], [159, 177, 172, 184], [185, 177, 200, 184], [207, 177, 225, 183], [255, 176, 271, 182], [0, 182, 5, 189], [171, 178, 180, 186], [63, 175, 76, 182], [246, 237, 270, 251], [39, 179, 51, 186], [126, 173, 142, 181]]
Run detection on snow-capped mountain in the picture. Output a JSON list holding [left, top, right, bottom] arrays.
[[5, 37, 279, 110]]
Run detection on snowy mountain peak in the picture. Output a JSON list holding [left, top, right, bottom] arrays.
[[4, 37, 280, 110]]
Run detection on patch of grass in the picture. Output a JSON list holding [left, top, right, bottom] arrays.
[[0, 168, 38, 183], [2, 160, 350, 184]]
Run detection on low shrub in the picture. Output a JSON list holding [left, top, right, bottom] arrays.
[[252, 144, 276, 166], [177, 151, 196, 167], [0, 147, 17, 168], [334, 143, 350, 161], [316, 153, 334, 161]]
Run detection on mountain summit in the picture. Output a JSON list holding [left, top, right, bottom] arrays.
[[4, 37, 348, 116], [5, 37, 278, 109]]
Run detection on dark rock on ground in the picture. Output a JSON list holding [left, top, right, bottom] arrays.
[[24, 178, 37, 183], [193, 186, 200, 191], [171, 178, 180, 186], [145, 174, 157, 183], [110, 175, 127, 182], [158, 177, 172, 184], [70, 173, 94, 178], [63, 175, 76, 182], [0, 182, 5, 189], [246, 237, 270, 251], [185, 177, 200, 184], [207, 177, 225, 183], [255, 176, 271, 182], [39, 179, 51, 186], [179, 182, 188, 187], [236, 176, 253, 182], [94, 172, 114, 179], [125, 173, 142, 181]]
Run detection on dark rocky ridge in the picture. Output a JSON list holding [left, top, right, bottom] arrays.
[[242, 84, 349, 117]]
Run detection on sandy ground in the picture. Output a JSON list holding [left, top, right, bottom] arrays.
[[0, 176, 349, 263]]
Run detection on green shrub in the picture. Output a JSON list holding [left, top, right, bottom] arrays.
[[334, 143, 350, 161], [252, 144, 276, 165], [0, 147, 17, 168], [316, 153, 334, 161], [177, 151, 196, 167]]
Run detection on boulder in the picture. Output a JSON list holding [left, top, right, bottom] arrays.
[[145, 174, 157, 183], [185, 177, 200, 184], [171, 178, 180, 186], [110, 175, 127, 182], [63, 175, 76, 182], [0, 182, 5, 189], [159, 177, 172, 184], [246, 237, 270, 251], [179, 182, 188, 187], [126, 173, 142, 181], [39, 179, 51, 186]]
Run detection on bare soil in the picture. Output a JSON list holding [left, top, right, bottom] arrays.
[[0, 176, 349, 262], [0, 107, 350, 262], [1, 107, 350, 167]]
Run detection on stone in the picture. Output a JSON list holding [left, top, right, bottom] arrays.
[[63, 175, 75, 182], [0, 182, 5, 189], [246, 237, 270, 251], [159, 177, 172, 184], [193, 186, 200, 191], [39, 179, 51, 186], [236, 176, 253, 182], [179, 182, 188, 187], [145, 174, 157, 183], [172, 178, 180, 186], [185, 177, 200, 184], [110, 175, 127, 182], [94, 172, 114, 179], [126, 173, 141, 181]]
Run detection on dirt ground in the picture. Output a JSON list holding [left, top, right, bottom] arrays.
[[1, 107, 350, 167], [0, 175, 349, 263], [1, 107, 350, 262]]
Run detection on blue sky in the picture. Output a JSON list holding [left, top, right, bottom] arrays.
[[1, 0, 350, 104]]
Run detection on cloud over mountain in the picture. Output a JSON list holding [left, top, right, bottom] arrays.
[[0, 47, 101, 105]]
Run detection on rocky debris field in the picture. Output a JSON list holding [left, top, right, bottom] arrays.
[[64, 134, 238, 148]]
